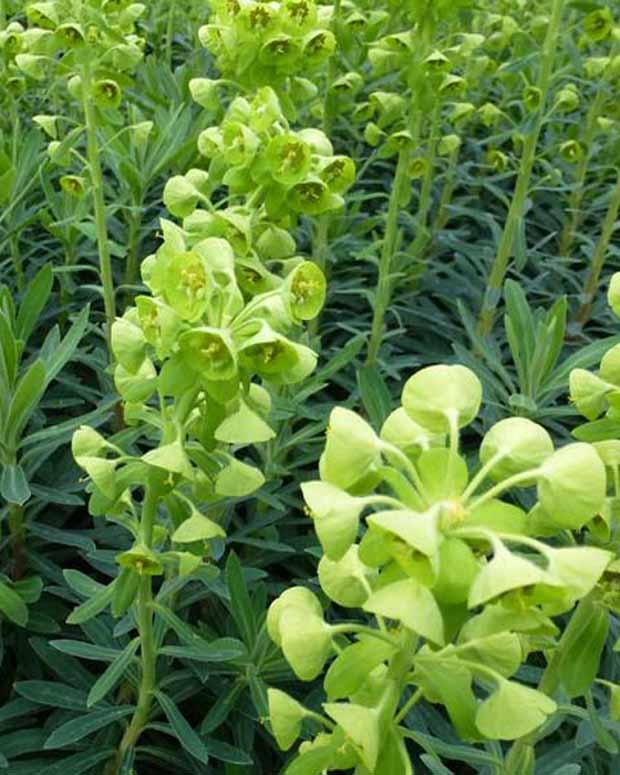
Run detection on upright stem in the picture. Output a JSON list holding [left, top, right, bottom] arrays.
[[409, 100, 441, 284], [81, 65, 117, 354], [0, 0, 6, 27], [477, 0, 564, 336], [322, 0, 341, 136], [124, 200, 144, 291], [558, 91, 605, 258], [434, 145, 460, 233], [574, 169, 620, 328], [366, 149, 411, 365], [114, 485, 159, 771], [165, 2, 175, 67]]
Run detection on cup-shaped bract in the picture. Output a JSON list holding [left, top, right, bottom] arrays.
[[318, 546, 374, 607], [111, 316, 147, 374], [290, 177, 342, 215], [479, 418, 553, 484], [380, 407, 444, 459], [266, 133, 312, 186], [402, 365, 482, 433], [569, 368, 614, 421], [267, 587, 332, 680], [268, 689, 307, 751], [156, 250, 213, 321], [285, 260, 326, 321], [608, 273, 620, 318], [179, 327, 238, 382], [301, 481, 366, 560], [537, 443, 607, 530], [319, 408, 382, 490]]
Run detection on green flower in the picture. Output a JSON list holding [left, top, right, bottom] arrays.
[[317, 155, 356, 194], [266, 133, 312, 185], [583, 9, 614, 42], [290, 177, 342, 215], [158, 250, 213, 321], [93, 79, 122, 109], [179, 328, 238, 381], [285, 260, 326, 321]]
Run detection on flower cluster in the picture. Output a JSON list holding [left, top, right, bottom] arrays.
[[180, 86, 355, 222], [73, 224, 325, 593], [12, 0, 144, 103], [199, 0, 336, 101], [268, 363, 616, 771]]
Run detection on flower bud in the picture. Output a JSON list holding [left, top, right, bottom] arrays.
[[480, 418, 554, 484], [402, 364, 482, 434], [319, 407, 382, 490], [537, 443, 607, 530]]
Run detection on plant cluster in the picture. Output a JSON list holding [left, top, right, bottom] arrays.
[[2, 0, 620, 774]]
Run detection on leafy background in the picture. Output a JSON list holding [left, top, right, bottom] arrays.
[[1, 0, 620, 773]]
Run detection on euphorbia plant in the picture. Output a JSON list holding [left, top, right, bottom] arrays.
[[267, 363, 617, 772], [70, 218, 326, 770], [14, 0, 146, 349]]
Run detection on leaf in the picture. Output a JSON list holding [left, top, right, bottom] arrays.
[[323, 703, 380, 771], [0, 579, 28, 626], [475, 681, 556, 740], [215, 456, 264, 497], [226, 552, 255, 645], [357, 365, 392, 428], [6, 361, 46, 448], [44, 706, 134, 749], [15, 681, 88, 711], [0, 464, 31, 506], [16, 264, 54, 344], [363, 579, 444, 644], [66, 580, 116, 625], [557, 598, 609, 698], [214, 401, 275, 444], [39, 306, 90, 386], [155, 690, 209, 764], [415, 658, 481, 741], [87, 638, 140, 707]]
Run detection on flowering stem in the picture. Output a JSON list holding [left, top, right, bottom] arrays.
[[366, 149, 411, 365], [477, 0, 564, 336], [114, 485, 159, 771], [409, 100, 441, 284], [558, 91, 605, 259], [81, 65, 117, 356], [574, 169, 620, 329]]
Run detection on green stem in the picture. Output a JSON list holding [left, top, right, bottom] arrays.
[[165, 1, 175, 67], [409, 100, 441, 284], [322, 0, 341, 136], [124, 201, 144, 290], [477, 0, 564, 336], [558, 91, 605, 258], [574, 169, 620, 328], [81, 65, 117, 355], [366, 149, 411, 365], [434, 145, 460, 233], [467, 468, 540, 511], [0, 0, 6, 27], [394, 687, 423, 724], [114, 486, 159, 771]]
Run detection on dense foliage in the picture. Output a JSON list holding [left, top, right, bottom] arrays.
[[1, 0, 620, 773]]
